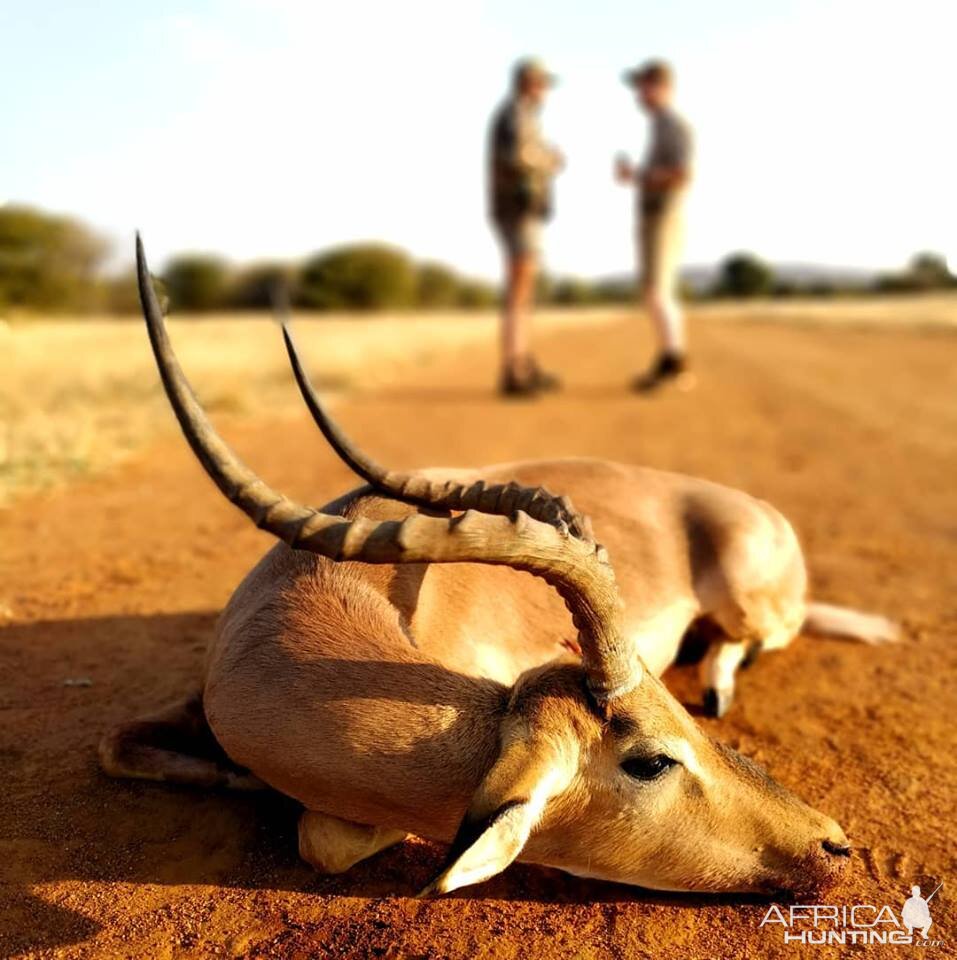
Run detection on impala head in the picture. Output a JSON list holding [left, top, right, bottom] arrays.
[[425, 663, 850, 896], [136, 236, 850, 899]]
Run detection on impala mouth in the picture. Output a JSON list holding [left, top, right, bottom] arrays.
[[760, 848, 851, 900]]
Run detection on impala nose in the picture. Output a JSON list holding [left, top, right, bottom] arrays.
[[793, 830, 852, 896], [822, 839, 851, 858]]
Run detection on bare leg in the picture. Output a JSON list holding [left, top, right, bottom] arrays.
[[501, 251, 537, 376], [298, 809, 408, 874], [99, 693, 265, 790], [644, 284, 685, 355]]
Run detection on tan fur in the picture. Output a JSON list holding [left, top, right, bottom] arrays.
[[184, 459, 848, 894]]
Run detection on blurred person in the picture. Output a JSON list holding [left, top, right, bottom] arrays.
[[616, 60, 694, 393], [489, 58, 564, 397]]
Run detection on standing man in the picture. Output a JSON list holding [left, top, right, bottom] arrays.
[[489, 58, 564, 397], [617, 60, 694, 392]]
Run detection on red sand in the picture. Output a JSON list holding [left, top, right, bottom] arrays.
[[1, 316, 954, 958]]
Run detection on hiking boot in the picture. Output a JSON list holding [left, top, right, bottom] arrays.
[[499, 368, 540, 398], [527, 358, 562, 393], [631, 352, 695, 394]]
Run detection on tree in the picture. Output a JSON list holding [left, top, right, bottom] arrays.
[[877, 252, 954, 294], [228, 262, 293, 310], [297, 244, 416, 311], [552, 276, 597, 306], [416, 262, 460, 308], [456, 279, 498, 309], [163, 254, 230, 312], [593, 277, 636, 304], [908, 252, 952, 289], [0, 204, 108, 311], [715, 253, 774, 298]]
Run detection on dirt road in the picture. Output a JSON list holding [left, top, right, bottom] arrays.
[[2, 313, 955, 958]]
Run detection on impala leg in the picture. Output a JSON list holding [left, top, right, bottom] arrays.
[[298, 810, 408, 874], [699, 640, 749, 718], [99, 693, 265, 790]]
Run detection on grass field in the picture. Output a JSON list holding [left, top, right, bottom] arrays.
[[0, 307, 620, 506], [3, 294, 955, 507]]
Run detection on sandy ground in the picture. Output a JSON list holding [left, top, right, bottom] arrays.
[[1, 310, 955, 958]]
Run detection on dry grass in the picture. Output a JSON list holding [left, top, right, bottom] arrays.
[[3, 293, 955, 506], [697, 291, 957, 328], [0, 307, 619, 504]]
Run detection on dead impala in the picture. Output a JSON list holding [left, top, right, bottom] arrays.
[[101, 237, 894, 897]]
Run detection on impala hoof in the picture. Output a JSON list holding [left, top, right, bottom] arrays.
[[740, 642, 761, 670], [703, 687, 733, 718]]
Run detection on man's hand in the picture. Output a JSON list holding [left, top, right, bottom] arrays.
[[550, 147, 566, 174], [614, 153, 635, 185], [642, 166, 689, 191]]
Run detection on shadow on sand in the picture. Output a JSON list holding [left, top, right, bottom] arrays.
[[0, 610, 738, 956]]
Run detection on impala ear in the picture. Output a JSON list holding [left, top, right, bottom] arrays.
[[418, 724, 577, 897]]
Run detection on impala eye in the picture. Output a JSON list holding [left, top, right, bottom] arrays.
[[621, 754, 677, 781]]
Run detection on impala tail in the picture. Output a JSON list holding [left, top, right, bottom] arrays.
[[804, 602, 900, 644]]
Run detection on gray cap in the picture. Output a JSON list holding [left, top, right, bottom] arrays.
[[623, 59, 673, 87]]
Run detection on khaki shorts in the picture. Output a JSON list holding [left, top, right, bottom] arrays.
[[494, 215, 543, 259], [639, 199, 685, 294]]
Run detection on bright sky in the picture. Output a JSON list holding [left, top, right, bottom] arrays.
[[3, 0, 954, 278]]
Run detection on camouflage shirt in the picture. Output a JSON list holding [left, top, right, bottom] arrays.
[[488, 96, 557, 222]]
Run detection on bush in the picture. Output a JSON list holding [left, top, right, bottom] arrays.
[[456, 279, 498, 309], [908, 252, 953, 289], [715, 253, 774, 298], [594, 278, 636, 304], [551, 277, 598, 306], [163, 254, 230, 312], [297, 244, 416, 311], [228, 262, 293, 310], [876, 252, 954, 294], [771, 280, 798, 298], [534, 272, 555, 304], [101, 270, 170, 315], [0, 205, 108, 311], [416, 262, 460, 308]]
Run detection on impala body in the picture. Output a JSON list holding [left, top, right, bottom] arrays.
[[101, 239, 896, 897], [203, 469, 840, 893]]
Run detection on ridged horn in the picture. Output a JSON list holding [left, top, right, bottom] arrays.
[[136, 235, 640, 702], [280, 322, 594, 542]]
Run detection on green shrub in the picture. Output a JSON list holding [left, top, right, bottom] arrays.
[[228, 262, 293, 310], [163, 254, 230, 312], [552, 276, 599, 306], [297, 244, 416, 311], [456, 279, 498, 309], [100, 270, 170, 315], [876, 252, 954, 294], [908, 252, 953, 289], [0, 205, 108, 311], [715, 253, 774, 298], [594, 278, 635, 304], [416, 262, 460, 308]]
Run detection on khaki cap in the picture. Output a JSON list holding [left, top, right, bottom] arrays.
[[512, 57, 557, 89]]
